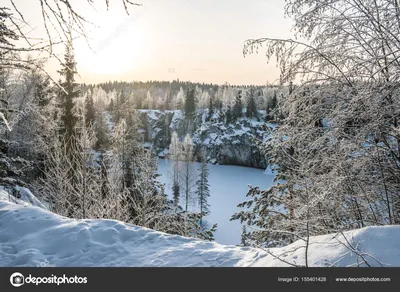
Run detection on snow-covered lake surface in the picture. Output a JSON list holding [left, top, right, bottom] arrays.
[[157, 159, 275, 245]]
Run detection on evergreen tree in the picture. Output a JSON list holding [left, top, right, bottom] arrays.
[[99, 152, 109, 200], [225, 105, 232, 123], [240, 225, 248, 247], [218, 99, 223, 113], [57, 32, 79, 155], [172, 181, 180, 208], [124, 111, 142, 191], [114, 90, 126, 123], [169, 131, 182, 209], [54, 30, 82, 217], [94, 112, 111, 151], [195, 159, 210, 224], [185, 212, 217, 241], [85, 93, 96, 127], [184, 87, 196, 119], [265, 91, 278, 122], [108, 98, 114, 112], [207, 96, 214, 121], [110, 112, 144, 221], [42, 116, 99, 219], [246, 95, 257, 119], [233, 90, 243, 120], [32, 69, 53, 108], [129, 149, 169, 229], [1, 63, 56, 185]]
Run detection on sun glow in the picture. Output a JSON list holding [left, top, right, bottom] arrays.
[[75, 14, 148, 77]]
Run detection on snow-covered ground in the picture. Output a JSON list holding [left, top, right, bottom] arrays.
[[0, 187, 48, 210], [0, 200, 399, 267], [157, 159, 275, 245]]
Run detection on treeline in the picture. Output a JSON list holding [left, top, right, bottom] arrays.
[[85, 80, 276, 95], [85, 81, 284, 124]]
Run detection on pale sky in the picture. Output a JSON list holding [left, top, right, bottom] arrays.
[[11, 0, 295, 85]]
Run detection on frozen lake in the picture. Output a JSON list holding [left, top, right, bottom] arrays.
[[157, 159, 275, 246]]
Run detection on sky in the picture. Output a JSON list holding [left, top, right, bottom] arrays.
[[10, 0, 295, 86]]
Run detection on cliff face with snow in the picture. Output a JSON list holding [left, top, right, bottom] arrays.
[[138, 110, 272, 169]]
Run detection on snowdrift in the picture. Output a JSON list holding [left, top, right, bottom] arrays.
[[0, 187, 48, 210], [0, 200, 399, 267]]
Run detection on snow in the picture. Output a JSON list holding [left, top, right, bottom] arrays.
[[143, 142, 152, 149], [0, 200, 399, 267], [0, 186, 47, 210], [264, 164, 278, 175], [157, 159, 275, 245], [138, 109, 159, 120], [0, 189, 31, 207], [0, 112, 12, 132], [262, 226, 400, 267], [157, 148, 169, 158], [14, 187, 48, 210]]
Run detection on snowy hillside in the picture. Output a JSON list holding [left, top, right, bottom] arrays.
[[1, 200, 399, 267]]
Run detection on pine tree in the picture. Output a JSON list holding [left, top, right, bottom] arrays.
[[110, 112, 144, 221], [246, 94, 257, 119], [169, 131, 182, 209], [99, 152, 109, 200], [124, 111, 142, 191], [129, 149, 168, 229], [265, 91, 277, 122], [233, 90, 243, 120], [114, 90, 126, 123], [42, 117, 100, 219], [207, 96, 214, 121], [240, 225, 248, 247], [195, 159, 210, 224], [57, 32, 79, 155], [225, 105, 232, 123], [54, 30, 82, 218], [184, 87, 196, 119], [218, 99, 223, 113], [108, 98, 114, 112], [0, 63, 56, 185], [94, 112, 111, 151], [85, 93, 96, 127]]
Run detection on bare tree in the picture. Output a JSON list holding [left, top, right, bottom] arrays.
[[180, 134, 197, 212], [234, 0, 400, 249]]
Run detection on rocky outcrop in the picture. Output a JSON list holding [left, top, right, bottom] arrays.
[[137, 110, 270, 169], [192, 118, 268, 169]]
